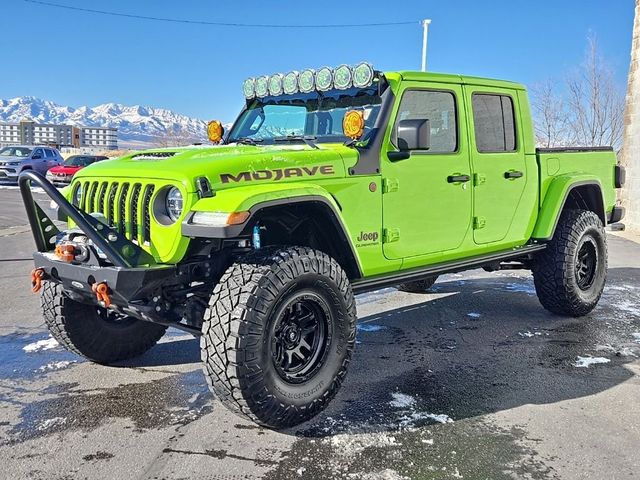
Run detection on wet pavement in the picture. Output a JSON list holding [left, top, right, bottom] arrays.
[[1, 187, 639, 479]]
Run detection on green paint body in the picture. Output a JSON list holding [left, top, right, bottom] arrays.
[[68, 71, 618, 277]]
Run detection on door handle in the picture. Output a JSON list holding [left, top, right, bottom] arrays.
[[447, 174, 470, 183], [504, 170, 524, 179]]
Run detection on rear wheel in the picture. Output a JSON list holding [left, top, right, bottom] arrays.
[[532, 209, 607, 316], [200, 246, 356, 429], [41, 281, 167, 364], [398, 276, 439, 293]]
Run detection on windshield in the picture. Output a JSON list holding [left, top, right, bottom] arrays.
[[64, 156, 92, 167], [228, 86, 382, 144], [0, 147, 32, 157]]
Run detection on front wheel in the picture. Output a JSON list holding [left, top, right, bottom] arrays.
[[41, 282, 167, 364], [200, 247, 356, 429], [532, 209, 607, 316]]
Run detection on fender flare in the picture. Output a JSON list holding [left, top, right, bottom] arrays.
[[531, 175, 605, 241], [182, 184, 363, 277]]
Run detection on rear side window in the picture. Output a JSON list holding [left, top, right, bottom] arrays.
[[44, 149, 54, 158], [472, 94, 516, 152], [395, 90, 457, 153]]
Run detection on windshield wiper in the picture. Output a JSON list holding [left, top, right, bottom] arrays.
[[273, 135, 319, 149], [233, 137, 263, 145]]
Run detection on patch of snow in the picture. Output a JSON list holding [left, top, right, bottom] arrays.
[[296, 467, 306, 476], [357, 324, 386, 333], [399, 411, 454, 427], [632, 333, 640, 343], [37, 417, 66, 431], [421, 438, 434, 445], [389, 392, 416, 408], [466, 312, 481, 319], [359, 470, 410, 480], [574, 356, 611, 368], [23, 337, 59, 353], [329, 432, 399, 456], [452, 467, 464, 478], [37, 360, 75, 372]]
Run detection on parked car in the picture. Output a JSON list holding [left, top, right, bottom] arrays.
[[0, 146, 64, 181], [45, 155, 109, 186]]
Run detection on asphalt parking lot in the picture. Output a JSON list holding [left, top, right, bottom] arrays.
[[0, 184, 639, 480]]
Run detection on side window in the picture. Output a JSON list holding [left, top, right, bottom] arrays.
[[394, 90, 457, 153], [44, 149, 54, 158], [33, 148, 44, 158], [472, 94, 516, 152]]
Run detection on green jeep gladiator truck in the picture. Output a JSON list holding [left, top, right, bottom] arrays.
[[21, 63, 625, 428]]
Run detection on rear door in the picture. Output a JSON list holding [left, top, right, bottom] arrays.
[[465, 88, 528, 245]]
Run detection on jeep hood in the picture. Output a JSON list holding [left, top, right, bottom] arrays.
[[73, 144, 359, 192]]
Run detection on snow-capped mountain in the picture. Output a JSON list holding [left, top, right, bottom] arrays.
[[0, 96, 209, 148]]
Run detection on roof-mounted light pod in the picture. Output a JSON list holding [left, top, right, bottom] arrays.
[[352, 62, 375, 88], [333, 64, 353, 90], [298, 69, 315, 93], [283, 71, 299, 95], [254, 76, 269, 98], [243, 78, 256, 99], [268, 74, 284, 96], [315, 67, 333, 92]]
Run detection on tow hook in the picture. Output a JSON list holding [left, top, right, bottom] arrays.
[[31, 268, 45, 293], [92, 282, 112, 307]]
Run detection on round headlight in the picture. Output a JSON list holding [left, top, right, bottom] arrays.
[[268, 74, 284, 96], [73, 183, 82, 206], [243, 78, 256, 99], [333, 65, 353, 90], [255, 76, 269, 98], [283, 71, 299, 95], [298, 69, 315, 93], [353, 62, 375, 88], [166, 187, 183, 222], [315, 67, 333, 92]]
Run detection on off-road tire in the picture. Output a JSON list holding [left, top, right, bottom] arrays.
[[532, 209, 607, 317], [201, 246, 357, 429], [398, 276, 439, 293], [41, 281, 167, 364]]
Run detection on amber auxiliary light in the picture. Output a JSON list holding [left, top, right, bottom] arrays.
[[207, 120, 224, 143], [343, 110, 365, 140]]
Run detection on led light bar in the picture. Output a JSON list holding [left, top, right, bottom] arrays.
[[243, 62, 376, 99]]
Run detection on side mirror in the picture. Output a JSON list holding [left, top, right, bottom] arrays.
[[397, 119, 431, 151]]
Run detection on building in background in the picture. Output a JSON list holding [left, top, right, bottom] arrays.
[[0, 119, 117, 151]]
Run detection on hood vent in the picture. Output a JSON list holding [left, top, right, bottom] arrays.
[[131, 151, 178, 161]]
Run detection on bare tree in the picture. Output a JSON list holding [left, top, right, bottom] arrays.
[[530, 80, 570, 148], [154, 125, 199, 148], [565, 36, 626, 149]]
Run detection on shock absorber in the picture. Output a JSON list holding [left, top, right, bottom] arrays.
[[252, 223, 261, 249]]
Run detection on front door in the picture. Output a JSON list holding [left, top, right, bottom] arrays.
[[382, 84, 472, 260], [464, 88, 528, 244]]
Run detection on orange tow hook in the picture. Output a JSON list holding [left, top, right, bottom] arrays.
[[92, 282, 112, 308], [31, 268, 45, 293]]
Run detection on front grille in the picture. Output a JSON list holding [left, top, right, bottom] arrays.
[[78, 180, 158, 245]]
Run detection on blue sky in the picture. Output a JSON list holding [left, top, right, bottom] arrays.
[[2, 0, 635, 122]]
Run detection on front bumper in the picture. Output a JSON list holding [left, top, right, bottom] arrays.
[[0, 167, 19, 179], [45, 173, 72, 186]]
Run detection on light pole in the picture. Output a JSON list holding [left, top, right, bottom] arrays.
[[421, 19, 432, 72]]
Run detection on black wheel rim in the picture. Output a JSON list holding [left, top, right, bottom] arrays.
[[270, 292, 330, 384], [575, 238, 598, 290]]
